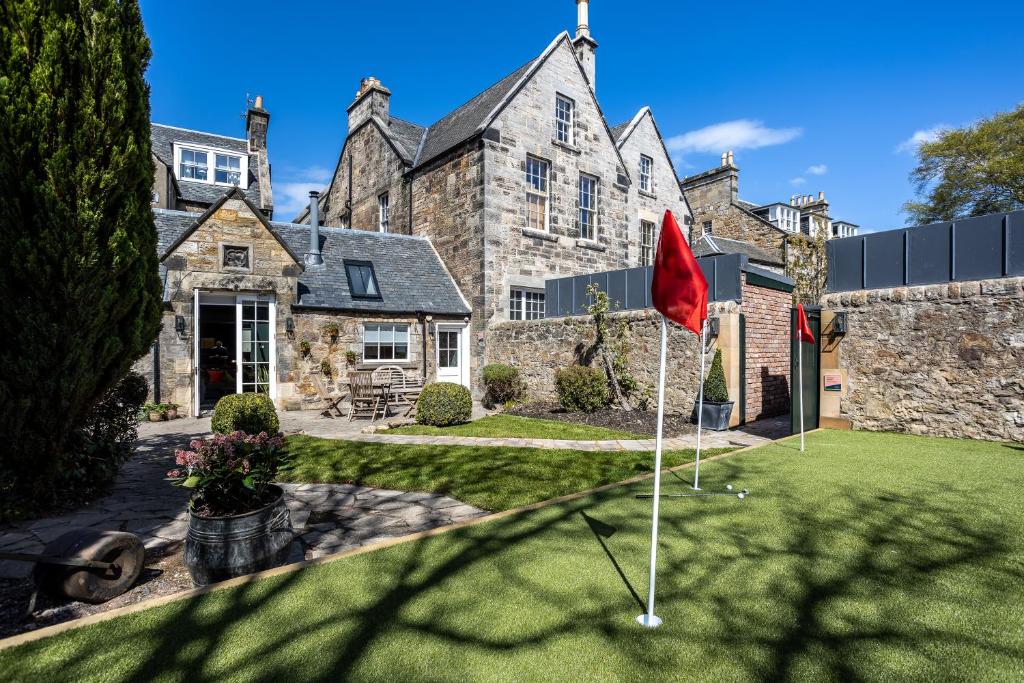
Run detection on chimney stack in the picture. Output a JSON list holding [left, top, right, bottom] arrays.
[[305, 191, 323, 267], [246, 95, 273, 216], [573, 0, 598, 91], [346, 76, 391, 133]]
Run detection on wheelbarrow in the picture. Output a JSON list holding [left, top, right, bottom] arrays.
[[0, 529, 145, 604]]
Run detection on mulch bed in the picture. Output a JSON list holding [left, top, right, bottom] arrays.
[[0, 544, 193, 641], [509, 402, 697, 438]]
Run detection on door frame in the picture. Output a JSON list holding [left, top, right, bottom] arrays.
[[434, 322, 470, 389]]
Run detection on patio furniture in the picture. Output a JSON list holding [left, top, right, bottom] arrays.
[[310, 373, 347, 418], [348, 371, 385, 421], [372, 366, 425, 416]]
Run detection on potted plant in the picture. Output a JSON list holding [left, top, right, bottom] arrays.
[[163, 403, 179, 420], [167, 432, 294, 586], [692, 349, 734, 431], [322, 322, 339, 343], [299, 340, 311, 357], [345, 350, 358, 365], [143, 401, 165, 422], [320, 358, 332, 378]]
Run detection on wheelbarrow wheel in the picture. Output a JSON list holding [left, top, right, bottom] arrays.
[[33, 529, 145, 604]]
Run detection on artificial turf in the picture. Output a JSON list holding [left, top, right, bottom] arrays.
[[3, 431, 1023, 681], [385, 414, 646, 440], [278, 436, 725, 512]]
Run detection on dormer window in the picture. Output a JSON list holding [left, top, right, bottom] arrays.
[[555, 95, 574, 145], [173, 143, 248, 189]]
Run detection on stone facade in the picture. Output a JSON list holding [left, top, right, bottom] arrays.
[[821, 277, 1024, 442], [741, 279, 792, 419], [681, 161, 786, 256]]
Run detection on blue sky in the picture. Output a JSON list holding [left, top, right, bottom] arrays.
[[141, 0, 1023, 229]]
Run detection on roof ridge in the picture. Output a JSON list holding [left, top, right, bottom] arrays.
[[272, 222, 431, 243], [151, 122, 247, 143]]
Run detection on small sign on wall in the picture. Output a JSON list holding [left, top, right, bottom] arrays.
[[824, 372, 842, 392]]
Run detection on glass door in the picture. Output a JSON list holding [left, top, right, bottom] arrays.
[[237, 295, 275, 397]]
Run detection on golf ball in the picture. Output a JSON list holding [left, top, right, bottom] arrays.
[[726, 484, 733, 491], [737, 492, 745, 499]]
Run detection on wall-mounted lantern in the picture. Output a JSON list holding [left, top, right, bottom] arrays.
[[285, 316, 295, 338], [833, 311, 848, 336], [174, 315, 186, 336], [707, 317, 720, 337]]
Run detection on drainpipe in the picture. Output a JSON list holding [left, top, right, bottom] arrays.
[[305, 191, 323, 266], [418, 311, 428, 379], [152, 338, 161, 403]]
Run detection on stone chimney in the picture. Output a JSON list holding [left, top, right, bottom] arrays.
[[246, 95, 273, 217], [347, 77, 391, 133], [573, 0, 598, 91]]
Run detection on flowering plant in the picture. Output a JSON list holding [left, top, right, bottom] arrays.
[[167, 431, 291, 516]]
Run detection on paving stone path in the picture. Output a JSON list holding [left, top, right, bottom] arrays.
[[0, 418, 484, 580]]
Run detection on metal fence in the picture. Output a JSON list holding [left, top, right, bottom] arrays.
[[826, 210, 1024, 293], [543, 253, 745, 318]]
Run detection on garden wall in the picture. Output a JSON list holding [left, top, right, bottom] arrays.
[[821, 277, 1024, 442]]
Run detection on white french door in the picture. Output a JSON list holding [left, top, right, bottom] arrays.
[[236, 294, 276, 398], [435, 323, 469, 388]]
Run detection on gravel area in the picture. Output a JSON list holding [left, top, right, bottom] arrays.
[[509, 402, 698, 438]]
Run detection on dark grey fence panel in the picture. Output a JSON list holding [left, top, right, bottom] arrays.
[[826, 210, 1024, 292], [606, 271, 627, 311], [625, 267, 648, 309], [909, 222, 951, 285]]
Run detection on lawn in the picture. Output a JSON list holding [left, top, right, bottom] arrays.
[[386, 414, 646, 440], [4, 431, 1023, 681], [278, 436, 724, 512]]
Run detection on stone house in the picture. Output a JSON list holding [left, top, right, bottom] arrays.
[[299, 0, 691, 394]]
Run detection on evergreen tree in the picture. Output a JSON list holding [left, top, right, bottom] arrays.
[[0, 0, 161, 515]]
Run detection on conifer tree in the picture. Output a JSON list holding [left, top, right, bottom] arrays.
[[0, 0, 161, 513]]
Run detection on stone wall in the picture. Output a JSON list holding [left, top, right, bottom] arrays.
[[323, 121, 410, 233], [821, 277, 1024, 442], [681, 163, 786, 256], [742, 279, 792, 419]]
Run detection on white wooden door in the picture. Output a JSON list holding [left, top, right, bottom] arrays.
[[435, 324, 468, 387]]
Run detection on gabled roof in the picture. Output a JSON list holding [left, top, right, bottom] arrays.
[[150, 123, 262, 208], [692, 234, 784, 267], [387, 116, 428, 163], [153, 193, 470, 316]]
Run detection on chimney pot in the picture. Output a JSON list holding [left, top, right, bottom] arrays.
[[727, 150, 734, 166], [818, 191, 825, 201], [721, 152, 727, 166], [305, 191, 323, 266], [254, 95, 264, 110]]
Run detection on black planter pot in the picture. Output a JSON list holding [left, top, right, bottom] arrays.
[[691, 400, 735, 431], [184, 485, 293, 586]]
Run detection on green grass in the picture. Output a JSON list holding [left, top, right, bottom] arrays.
[[278, 435, 724, 512], [5, 431, 1024, 681], [386, 414, 646, 440]]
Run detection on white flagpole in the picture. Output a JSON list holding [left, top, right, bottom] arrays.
[[637, 316, 668, 629], [798, 329, 805, 452], [693, 319, 707, 490]]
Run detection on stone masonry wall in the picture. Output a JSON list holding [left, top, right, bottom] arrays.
[[489, 303, 737, 414], [742, 278, 792, 419], [323, 121, 410, 233], [821, 277, 1024, 442], [682, 164, 786, 256]]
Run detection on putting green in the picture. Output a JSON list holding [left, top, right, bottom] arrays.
[[3, 430, 1023, 681]]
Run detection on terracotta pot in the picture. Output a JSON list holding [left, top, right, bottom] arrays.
[[166, 408, 178, 420], [149, 411, 165, 422]]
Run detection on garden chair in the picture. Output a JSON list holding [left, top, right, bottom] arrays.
[[310, 372, 347, 418], [348, 371, 384, 421], [372, 365, 408, 417], [394, 374, 425, 417]]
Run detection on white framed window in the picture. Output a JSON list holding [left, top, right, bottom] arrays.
[[555, 95, 574, 145], [173, 143, 248, 188], [703, 220, 713, 236], [640, 220, 655, 266], [179, 149, 208, 181], [525, 156, 549, 231], [509, 288, 545, 321], [378, 192, 390, 232], [639, 155, 653, 193], [362, 323, 409, 362], [578, 173, 597, 240]]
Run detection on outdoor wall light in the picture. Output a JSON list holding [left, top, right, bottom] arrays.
[[707, 317, 720, 337], [833, 311, 848, 336], [285, 316, 295, 337], [174, 315, 186, 336]]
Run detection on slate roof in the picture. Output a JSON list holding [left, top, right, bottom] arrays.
[[386, 116, 427, 163], [150, 124, 262, 208], [692, 234, 784, 267], [152, 207, 469, 316], [609, 121, 630, 142]]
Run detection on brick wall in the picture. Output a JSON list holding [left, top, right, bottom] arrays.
[[742, 276, 792, 419]]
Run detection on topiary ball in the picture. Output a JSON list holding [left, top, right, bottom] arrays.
[[416, 382, 472, 426], [211, 393, 280, 435]]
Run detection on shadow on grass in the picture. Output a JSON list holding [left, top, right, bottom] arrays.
[[581, 512, 645, 612]]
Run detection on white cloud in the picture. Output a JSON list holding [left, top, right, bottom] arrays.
[[895, 126, 948, 153], [274, 165, 332, 220], [666, 119, 803, 155], [806, 164, 828, 175], [790, 177, 807, 187]]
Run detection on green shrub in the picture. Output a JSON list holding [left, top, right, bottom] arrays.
[[703, 349, 730, 403], [482, 364, 524, 407], [416, 382, 472, 426], [554, 366, 609, 413], [211, 393, 280, 435]]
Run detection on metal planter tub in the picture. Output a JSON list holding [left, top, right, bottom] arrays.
[[692, 400, 734, 432], [184, 485, 294, 586]]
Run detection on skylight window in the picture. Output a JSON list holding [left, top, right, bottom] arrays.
[[345, 260, 381, 299]]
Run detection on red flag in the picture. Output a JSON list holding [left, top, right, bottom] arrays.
[[651, 210, 708, 335], [795, 304, 815, 343]]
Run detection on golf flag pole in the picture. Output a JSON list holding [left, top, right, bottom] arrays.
[[693, 319, 707, 490], [638, 210, 708, 629], [794, 304, 815, 453]]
